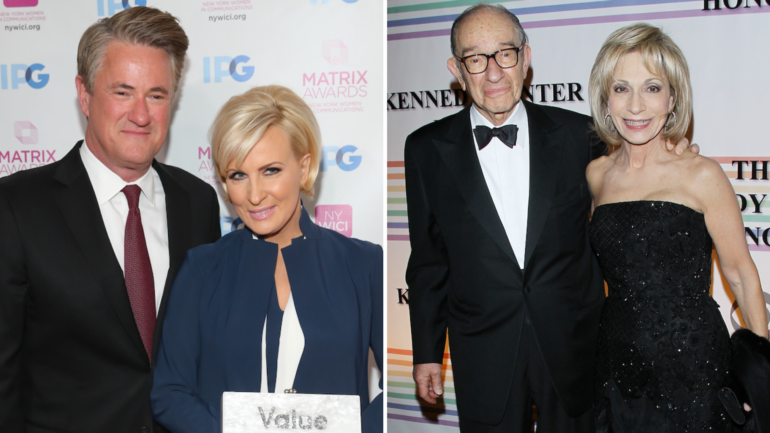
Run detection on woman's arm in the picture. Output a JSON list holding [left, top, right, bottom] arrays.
[[151, 249, 220, 433], [695, 157, 768, 338], [362, 244, 383, 433]]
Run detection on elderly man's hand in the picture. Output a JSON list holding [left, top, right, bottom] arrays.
[[667, 137, 700, 155], [413, 363, 444, 404]]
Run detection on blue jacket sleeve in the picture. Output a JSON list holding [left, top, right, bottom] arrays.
[[362, 245, 383, 433], [151, 249, 219, 433]]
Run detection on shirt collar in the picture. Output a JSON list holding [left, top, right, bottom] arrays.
[[470, 101, 528, 148], [79, 142, 157, 206]]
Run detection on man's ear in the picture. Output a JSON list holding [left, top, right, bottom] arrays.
[[75, 75, 91, 120], [520, 45, 532, 75], [447, 57, 467, 91]]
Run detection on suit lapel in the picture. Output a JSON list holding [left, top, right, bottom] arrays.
[[432, 106, 518, 265], [53, 142, 147, 360], [152, 162, 193, 361], [523, 100, 563, 270]]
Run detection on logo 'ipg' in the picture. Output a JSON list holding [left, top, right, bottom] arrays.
[[0, 64, 49, 90], [220, 216, 245, 236], [97, 0, 147, 17], [203, 56, 254, 83], [315, 204, 353, 237], [320, 146, 361, 172]]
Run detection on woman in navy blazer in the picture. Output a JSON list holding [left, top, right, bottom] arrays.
[[151, 85, 382, 433]]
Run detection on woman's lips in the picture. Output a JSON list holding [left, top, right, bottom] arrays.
[[623, 118, 652, 130], [249, 206, 276, 221]]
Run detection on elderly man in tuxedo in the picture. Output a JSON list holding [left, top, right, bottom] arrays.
[[0, 7, 220, 433], [405, 5, 692, 432]]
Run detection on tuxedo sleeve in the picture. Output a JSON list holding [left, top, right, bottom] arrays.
[[151, 249, 218, 433], [589, 127, 609, 160], [0, 184, 27, 433], [404, 137, 450, 364], [362, 245, 383, 433]]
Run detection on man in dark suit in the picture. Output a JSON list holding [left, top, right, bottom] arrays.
[[405, 5, 697, 432], [0, 7, 220, 433]]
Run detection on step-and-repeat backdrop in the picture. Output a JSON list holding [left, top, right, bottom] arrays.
[[0, 0, 382, 400], [387, 0, 770, 431]]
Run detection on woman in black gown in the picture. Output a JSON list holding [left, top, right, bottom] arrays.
[[586, 24, 768, 432]]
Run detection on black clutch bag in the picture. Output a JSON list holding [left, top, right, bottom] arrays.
[[719, 328, 770, 433]]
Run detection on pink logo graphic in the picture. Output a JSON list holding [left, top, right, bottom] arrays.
[[315, 204, 352, 237], [322, 40, 348, 66], [3, 0, 38, 7], [14, 121, 38, 144]]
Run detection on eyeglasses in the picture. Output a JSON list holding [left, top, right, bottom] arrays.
[[456, 46, 523, 74]]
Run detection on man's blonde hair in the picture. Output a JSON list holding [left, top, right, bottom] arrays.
[[77, 6, 189, 94], [210, 85, 322, 197], [589, 23, 692, 147]]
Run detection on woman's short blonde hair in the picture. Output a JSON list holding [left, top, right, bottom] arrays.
[[210, 85, 321, 197], [588, 23, 692, 147]]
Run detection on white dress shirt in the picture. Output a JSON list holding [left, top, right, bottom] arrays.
[[80, 143, 169, 314], [470, 103, 530, 269]]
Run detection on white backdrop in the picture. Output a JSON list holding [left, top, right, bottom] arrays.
[[386, 0, 770, 431], [0, 0, 383, 403]]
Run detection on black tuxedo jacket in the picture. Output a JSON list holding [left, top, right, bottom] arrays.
[[405, 101, 607, 423], [0, 142, 221, 433]]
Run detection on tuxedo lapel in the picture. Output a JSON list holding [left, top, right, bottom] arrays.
[[523, 101, 563, 270], [432, 106, 518, 265], [152, 162, 193, 361], [53, 143, 148, 361]]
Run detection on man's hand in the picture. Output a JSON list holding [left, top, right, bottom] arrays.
[[413, 363, 444, 404], [667, 137, 700, 155]]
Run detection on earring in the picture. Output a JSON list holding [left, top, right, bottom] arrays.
[[665, 111, 677, 129], [604, 112, 615, 131]]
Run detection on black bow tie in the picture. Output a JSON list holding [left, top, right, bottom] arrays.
[[473, 124, 518, 150]]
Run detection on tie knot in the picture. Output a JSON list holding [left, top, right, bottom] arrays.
[[122, 185, 142, 210]]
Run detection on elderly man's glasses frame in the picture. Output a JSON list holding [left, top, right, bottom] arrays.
[[457, 46, 524, 74]]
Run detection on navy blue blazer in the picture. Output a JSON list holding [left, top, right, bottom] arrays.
[[151, 207, 383, 433]]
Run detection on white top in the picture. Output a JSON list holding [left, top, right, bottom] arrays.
[[80, 143, 170, 314], [259, 293, 305, 394], [470, 103, 530, 269]]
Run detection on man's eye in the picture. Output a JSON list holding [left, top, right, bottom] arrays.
[[469, 56, 480, 64]]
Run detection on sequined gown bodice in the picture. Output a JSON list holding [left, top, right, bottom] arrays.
[[589, 201, 731, 433]]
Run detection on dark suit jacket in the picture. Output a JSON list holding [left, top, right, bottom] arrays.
[[405, 100, 607, 423], [0, 142, 221, 433], [150, 206, 383, 433]]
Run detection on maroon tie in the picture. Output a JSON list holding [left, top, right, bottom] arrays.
[[122, 185, 155, 363]]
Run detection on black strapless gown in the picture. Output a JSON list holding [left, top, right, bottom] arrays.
[[589, 201, 732, 433]]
